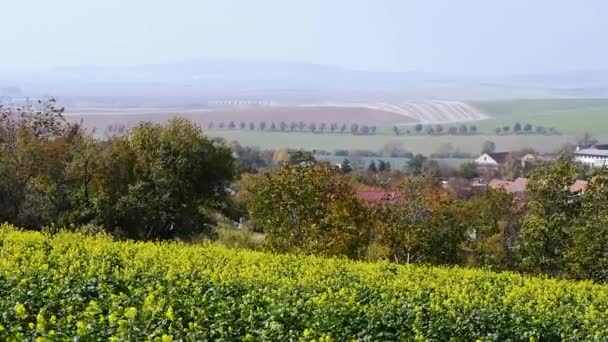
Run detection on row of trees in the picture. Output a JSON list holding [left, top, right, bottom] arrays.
[[208, 121, 378, 135], [494, 122, 559, 135], [393, 123, 479, 136], [239, 156, 608, 282]]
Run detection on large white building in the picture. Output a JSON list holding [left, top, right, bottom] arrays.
[[574, 144, 608, 167]]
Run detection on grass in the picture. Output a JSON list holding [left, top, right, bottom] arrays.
[[209, 130, 575, 155], [472, 99, 608, 136], [209, 98, 608, 154]]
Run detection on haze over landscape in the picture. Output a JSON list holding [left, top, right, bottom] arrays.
[[2, 0, 608, 150], [5, 2, 608, 340]]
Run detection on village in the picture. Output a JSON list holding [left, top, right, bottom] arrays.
[[354, 143, 608, 205]]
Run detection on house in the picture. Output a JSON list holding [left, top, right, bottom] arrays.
[[574, 144, 608, 168], [519, 153, 554, 167], [488, 177, 589, 195], [474, 152, 509, 167], [488, 177, 529, 194]]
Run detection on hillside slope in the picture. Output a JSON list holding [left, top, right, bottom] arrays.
[[0, 225, 607, 340]]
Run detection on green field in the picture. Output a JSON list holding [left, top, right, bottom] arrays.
[[472, 98, 608, 135], [209, 130, 575, 155], [2, 225, 608, 340], [209, 99, 608, 154]]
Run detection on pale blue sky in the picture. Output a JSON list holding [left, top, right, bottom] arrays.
[[2, 0, 607, 74]]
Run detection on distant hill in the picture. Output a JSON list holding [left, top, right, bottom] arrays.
[[5, 60, 608, 105]]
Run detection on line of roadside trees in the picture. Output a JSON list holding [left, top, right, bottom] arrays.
[[494, 122, 560, 135], [207, 121, 379, 135], [392, 123, 479, 136]]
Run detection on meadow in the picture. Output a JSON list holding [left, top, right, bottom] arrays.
[[209, 130, 574, 155], [1, 225, 607, 340]]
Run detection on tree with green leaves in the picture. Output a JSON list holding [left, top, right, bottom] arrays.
[[459, 162, 479, 179], [279, 121, 287, 132], [459, 124, 468, 135], [414, 124, 423, 133], [566, 169, 608, 282], [319, 122, 327, 133], [577, 132, 597, 148], [339, 158, 353, 173], [513, 122, 522, 133], [367, 160, 378, 173], [96, 119, 235, 240], [406, 154, 438, 176], [0, 98, 80, 228], [288, 150, 316, 166], [524, 123, 533, 132], [515, 156, 580, 275], [459, 189, 516, 267], [330, 123, 338, 133], [371, 176, 466, 264], [240, 162, 371, 258], [392, 126, 400, 136], [481, 140, 496, 154], [308, 122, 317, 133]]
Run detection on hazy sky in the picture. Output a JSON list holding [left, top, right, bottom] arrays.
[[2, 0, 607, 74]]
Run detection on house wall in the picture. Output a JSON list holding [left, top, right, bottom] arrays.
[[575, 155, 608, 167], [474, 153, 497, 166]]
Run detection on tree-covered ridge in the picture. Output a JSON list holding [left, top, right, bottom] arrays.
[[0, 225, 607, 341]]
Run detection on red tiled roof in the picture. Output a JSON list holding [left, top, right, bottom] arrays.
[[570, 180, 588, 193], [356, 190, 396, 204]]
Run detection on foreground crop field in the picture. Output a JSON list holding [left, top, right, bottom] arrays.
[[1, 226, 608, 340]]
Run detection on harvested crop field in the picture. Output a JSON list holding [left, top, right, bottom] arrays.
[[66, 105, 415, 132]]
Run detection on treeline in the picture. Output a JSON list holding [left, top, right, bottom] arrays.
[[240, 156, 608, 282], [0, 100, 236, 239], [392, 123, 479, 136], [208, 120, 379, 135], [494, 122, 560, 135], [1, 101, 607, 283]]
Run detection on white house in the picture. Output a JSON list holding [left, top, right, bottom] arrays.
[[474, 152, 509, 167], [574, 145, 608, 168]]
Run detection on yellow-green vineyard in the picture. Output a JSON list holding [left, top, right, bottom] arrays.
[[1, 224, 607, 341]]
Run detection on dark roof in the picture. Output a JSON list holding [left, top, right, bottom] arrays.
[[487, 152, 509, 164], [592, 144, 608, 150]]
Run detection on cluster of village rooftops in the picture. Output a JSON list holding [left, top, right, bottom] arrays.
[[356, 143, 608, 205]]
